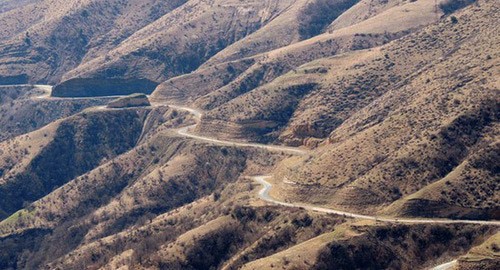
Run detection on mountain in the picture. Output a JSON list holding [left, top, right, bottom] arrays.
[[0, 0, 498, 269], [0, 0, 187, 84], [271, 0, 499, 219]]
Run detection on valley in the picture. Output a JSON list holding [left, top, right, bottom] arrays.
[[18, 86, 500, 226], [0, 0, 498, 269]]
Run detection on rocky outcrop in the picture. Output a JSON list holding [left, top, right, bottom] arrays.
[[107, 94, 151, 109], [52, 78, 158, 97]]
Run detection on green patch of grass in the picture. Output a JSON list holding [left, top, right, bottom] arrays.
[[0, 209, 33, 227]]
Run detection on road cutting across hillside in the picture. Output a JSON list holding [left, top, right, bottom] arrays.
[[168, 104, 307, 155], [22, 85, 500, 226], [167, 103, 500, 226], [253, 176, 500, 226]]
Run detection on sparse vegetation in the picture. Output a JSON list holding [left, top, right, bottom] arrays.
[[0, 0, 497, 269]]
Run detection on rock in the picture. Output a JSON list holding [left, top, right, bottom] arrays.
[[107, 94, 151, 108]]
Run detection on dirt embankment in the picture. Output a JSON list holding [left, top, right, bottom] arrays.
[[107, 94, 151, 108]]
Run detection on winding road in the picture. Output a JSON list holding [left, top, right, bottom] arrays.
[[253, 176, 500, 226], [430, 260, 457, 270], [23, 84, 500, 227], [11, 84, 500, 227], [7, 84, 496, 269], [166, 104, 492, 270], [168, 104, 307, 155], [163, 103, 500, 226]]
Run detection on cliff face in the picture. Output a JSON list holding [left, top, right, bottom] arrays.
[[52, 78, 158, 97]]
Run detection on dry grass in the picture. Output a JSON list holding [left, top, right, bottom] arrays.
[[269, 0, 499, 218]]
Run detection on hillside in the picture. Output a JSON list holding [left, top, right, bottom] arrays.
[[0, 0, 186, 84], [270, 0, 499, 219], [0, 107, 154, 219], [152, 0, 444, 144]]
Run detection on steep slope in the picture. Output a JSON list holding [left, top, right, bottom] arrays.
[[271, 0, 499, 219], [241, 222, 495, 270], [0, 127, 284, 268], [200, 0, 360, 66], [62, 0, 305, 84], [153, 0, 443, 139], [456, 232, 500, 270], [0, 107, 152, 219], [0, 0, 186, 84]]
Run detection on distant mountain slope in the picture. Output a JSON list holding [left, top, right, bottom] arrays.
[[0, 0, 186, 84], [155, 0, 442, 143], [63, 0, 309, 83]]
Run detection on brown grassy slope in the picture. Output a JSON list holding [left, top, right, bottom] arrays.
[[273, 0, 499, 218], [145, 208, 340, 270], [384, 134, 499, 219], [200, 0, 361, 66], [0, 0, 186, 83], [311, 223, 495, 270], [151, 0, 439, 108], [241, 222, 495, 270], [327, 0, 401, 31], [0, 128, 285, 269], [154, 1, 440, 126], [53, 210, 497, 270], [0, 107, 152, 219], [62, 0, 301, 83], [0, 120, 60, 187], [194, 0, 309, 66], [199, 49, 389, 145], [0, 108, 190, 235], [198, 0, 444, 144], [239, 223, 355, 270]]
